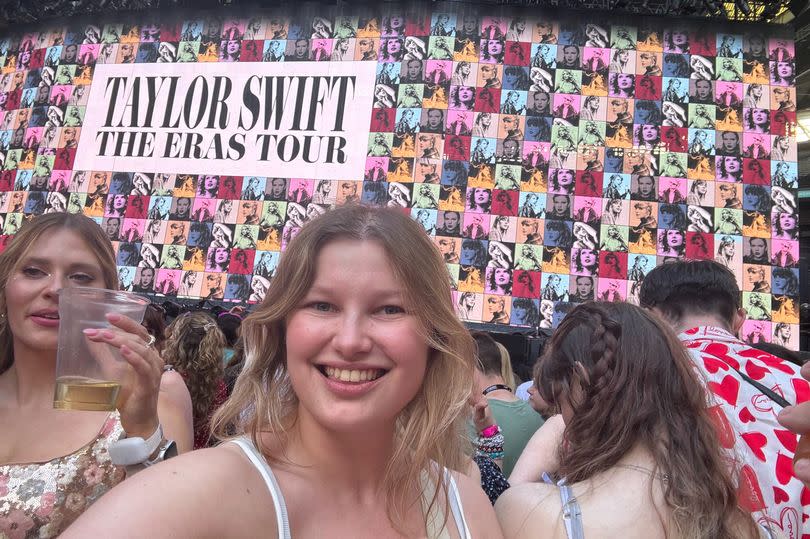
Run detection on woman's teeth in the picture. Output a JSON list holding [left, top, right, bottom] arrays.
[[323, 366, 383, 382]]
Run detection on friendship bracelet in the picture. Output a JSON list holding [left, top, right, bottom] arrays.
[[475, 438, 504, 447], [476, 449, 504, 460], [475, 433, 505, 450]]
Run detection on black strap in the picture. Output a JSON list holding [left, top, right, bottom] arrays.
[[482, 384, 512, 396], [729, 365, 792, 409]]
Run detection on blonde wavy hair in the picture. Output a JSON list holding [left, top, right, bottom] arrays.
[[0, 213, 118, 375], [212, 205, 476, 532], [164, 312, 225, 431]]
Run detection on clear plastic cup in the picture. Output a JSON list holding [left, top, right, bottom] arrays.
[[53, 287, 150, 411]]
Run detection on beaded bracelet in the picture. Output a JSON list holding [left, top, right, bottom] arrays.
[[475, 427, 505, 460], [476, 447, 504, 460], [477, 435, 505, 449]]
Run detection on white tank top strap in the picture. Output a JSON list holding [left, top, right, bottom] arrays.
[[231, 437, 291, 539], [445, 469, 472, 539]]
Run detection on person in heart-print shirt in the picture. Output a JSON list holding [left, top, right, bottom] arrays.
[[779, 362, 810, 489], [640, 260, 808, 539]]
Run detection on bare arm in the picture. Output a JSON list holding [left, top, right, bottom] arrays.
[[157, 370, 194, 453], [63, 446, 272, 538], [509, 414, 565, 485], [495, 483, 561, 539], [453, 471, 504, 539]]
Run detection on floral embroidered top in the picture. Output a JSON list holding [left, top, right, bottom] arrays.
[[0, 413, 125, 539]]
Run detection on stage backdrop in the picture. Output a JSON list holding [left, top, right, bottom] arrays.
[[0, 9, 799, 347]]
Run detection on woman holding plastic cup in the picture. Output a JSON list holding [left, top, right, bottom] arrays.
[[0, 213, 192, 536]]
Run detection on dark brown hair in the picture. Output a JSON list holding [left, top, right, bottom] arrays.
[[142, 303, 167, 353], [470, 331, 502, 375], [535, 302, 757, 538], [639, 260, 740, 329]]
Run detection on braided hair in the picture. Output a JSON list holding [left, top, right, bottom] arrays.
[[535, 302, 758, 538]]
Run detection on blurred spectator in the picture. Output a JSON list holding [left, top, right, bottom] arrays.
[[500, 302, 762, 537], [163, 312, 227, 449], [640, 260, 807, 527], [216, 311, 243, 365], [141, 303, 167, 354], [472, 331, 544, 476]]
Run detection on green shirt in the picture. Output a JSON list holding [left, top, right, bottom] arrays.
[[487, 398, 545, 477]]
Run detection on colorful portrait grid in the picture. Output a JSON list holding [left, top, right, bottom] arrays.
[[0, 10, 799, 347]]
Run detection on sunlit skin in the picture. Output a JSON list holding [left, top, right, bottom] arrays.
[[6, 230, 105, 354], [285, 240, 429, 433]]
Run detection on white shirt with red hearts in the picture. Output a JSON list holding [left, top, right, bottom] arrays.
[[681, 326, 807, 539]]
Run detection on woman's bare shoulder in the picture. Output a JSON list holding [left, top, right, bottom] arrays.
[[63, 443, 276, 538], [495, 482, 563, 538], [451, 471, 503, 538]]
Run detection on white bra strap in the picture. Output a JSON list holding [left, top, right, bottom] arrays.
[[446, 472, 472, 539], [231, 438, 291, 539]]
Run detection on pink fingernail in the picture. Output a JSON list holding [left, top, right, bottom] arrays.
[[101, 330, 115, 339], [83, 328, 99, 336], [107, 313, 121, 322]]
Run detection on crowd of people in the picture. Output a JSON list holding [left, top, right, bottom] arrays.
[[1, 207, 809, 539]]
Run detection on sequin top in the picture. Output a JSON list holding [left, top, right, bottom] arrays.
[[0, 413, 125, 539]]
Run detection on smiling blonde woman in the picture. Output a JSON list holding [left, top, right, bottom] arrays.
[[65, 205, 501, 539]]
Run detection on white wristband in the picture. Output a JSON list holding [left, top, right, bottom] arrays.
[[109, 424, 163, 466]]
